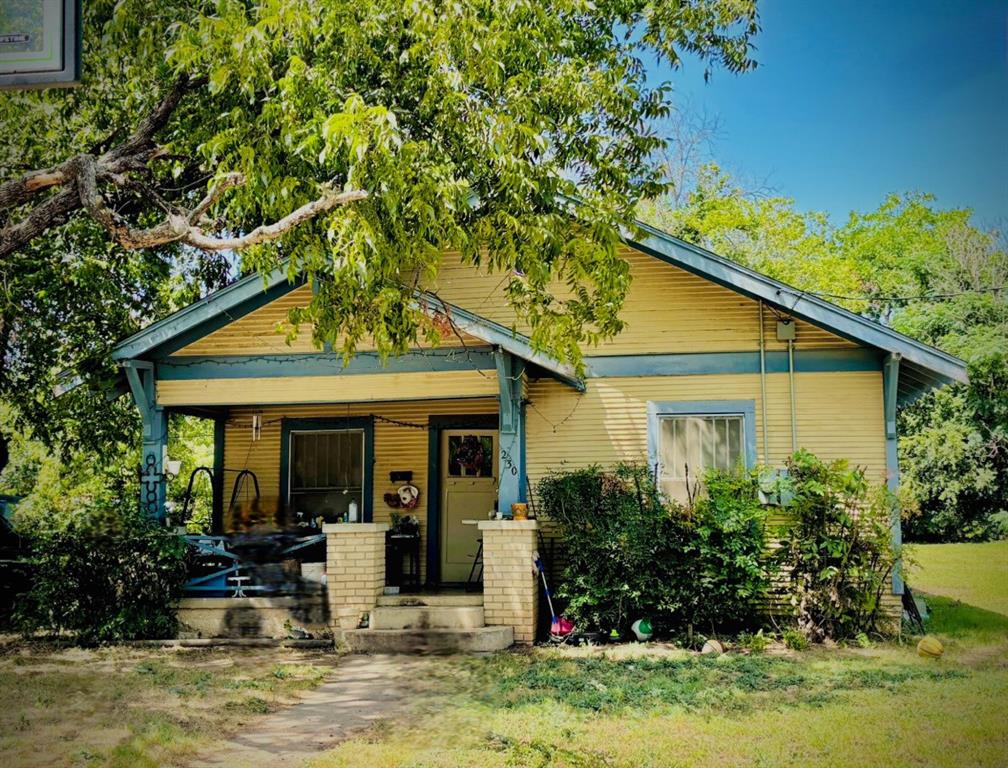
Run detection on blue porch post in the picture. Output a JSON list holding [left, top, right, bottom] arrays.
[[141, 408, 169, 521], [495, 349, 526, 517], [124, 360, 168, 522], [883, 352, 903, 594]]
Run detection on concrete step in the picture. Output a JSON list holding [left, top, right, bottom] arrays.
[[370, 605, 485, 630], [376, 593, 483, 608], [339, 625, 513, 654]]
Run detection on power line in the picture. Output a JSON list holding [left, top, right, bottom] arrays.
[[805, 286, 1005, 304]]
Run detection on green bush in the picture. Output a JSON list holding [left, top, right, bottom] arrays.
[[899, 354, 1008, 542], [738, 629, 768, 653], [537, 463, 768, 636], [775, 450, 898, 641], [15, 499, 189, 643], [782, 628, 810, 651], [690, 468, 768, 630]]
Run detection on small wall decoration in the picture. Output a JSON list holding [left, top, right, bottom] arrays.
[[384, 484, 421, 510], [450, 434, 492, 477]]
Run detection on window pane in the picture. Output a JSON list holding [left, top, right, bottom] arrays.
[[659, 419, 677, 477], [291, 430, 363, 491], [658, 414, 746, 481], [700, 417, 716, 471], [727, 418, 742, 468]]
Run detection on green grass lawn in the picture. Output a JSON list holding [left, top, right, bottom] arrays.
[[3, 542, 1005, 768], [0, 645, 337, 768], [311, 541, 1008, 768], [907, 541, 1008, 616]]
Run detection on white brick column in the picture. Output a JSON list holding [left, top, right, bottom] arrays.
[[323, 523, 388, 630], [478, 519, 539, 645]]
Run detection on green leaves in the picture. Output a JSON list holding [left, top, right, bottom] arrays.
[[777, 450, 898, 641], [150, 0, 759, 368], [538, 463, 768, 635]]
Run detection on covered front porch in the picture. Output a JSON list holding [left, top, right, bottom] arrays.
[[110, 269, 581, 646], [125, 348, 532, 591]]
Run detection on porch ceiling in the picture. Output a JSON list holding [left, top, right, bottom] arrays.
[[155, 368, 500, 407]]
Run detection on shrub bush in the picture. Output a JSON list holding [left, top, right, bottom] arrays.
[[538, 463, 768, 636], [899, 354, 1008, 542], [775, 449, 898, 641], [690, 468, 768, 630], [15, 499, 189, 643]]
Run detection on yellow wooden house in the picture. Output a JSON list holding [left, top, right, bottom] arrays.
[[113, 217, 967, 647]]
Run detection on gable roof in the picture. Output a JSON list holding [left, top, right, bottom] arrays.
[[619, 219, 967, 401], [112, 265, 299, 362], [111, 263, 583, 390], [111, 216, 968, 403]]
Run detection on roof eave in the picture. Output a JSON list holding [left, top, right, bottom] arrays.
[[416, 292, 585, 391], [619, 222, 968, 386], [111, 264, 298, 362]]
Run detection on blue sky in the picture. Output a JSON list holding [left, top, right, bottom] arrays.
[[653, 1, 1008, 227]]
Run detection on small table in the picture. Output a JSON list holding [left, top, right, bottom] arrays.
[[461, 519, 485, 590], [228, 575, 250, 598]]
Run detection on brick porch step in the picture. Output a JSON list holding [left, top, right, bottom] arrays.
[[338, 625, 513, 654], [369, 604, 485, 630]]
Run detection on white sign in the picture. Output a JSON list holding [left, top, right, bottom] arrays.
[[0, 0, 80, 89]]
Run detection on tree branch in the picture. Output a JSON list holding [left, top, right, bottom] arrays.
[[0, 76, 196, 215], [76, 154, 367, 251], [0, 73, 368, 258], [188, 172, 244, 223], [181, 187, 368, 250], [0, 186, 81, 259]]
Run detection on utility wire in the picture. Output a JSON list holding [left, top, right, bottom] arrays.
[[803, 286, 1005, 304]]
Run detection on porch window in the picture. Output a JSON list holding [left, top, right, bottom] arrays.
[[288, 429, 365, 523], [647, 400, 756, 501]]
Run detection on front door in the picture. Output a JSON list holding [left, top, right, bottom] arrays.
[[440, 429, 498, 583]]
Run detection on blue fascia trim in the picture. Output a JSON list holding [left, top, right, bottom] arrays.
[[646, 399, 758, 476], [619, 225, 968, 385], [417, 292, 585, 391], [586, 349, 882, 378], [113, 265, 300, 361], [278, 416, 375, 523], [157, 348, 497, 380], [425, 413, 499, 586]]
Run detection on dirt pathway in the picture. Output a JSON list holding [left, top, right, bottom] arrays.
[[187, 654, 438, 768]]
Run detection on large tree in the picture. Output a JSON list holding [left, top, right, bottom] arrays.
[[0, 0, 758, 450]]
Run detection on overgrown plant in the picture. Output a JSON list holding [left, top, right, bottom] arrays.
[[15, 498, 189, 643], [538, 464, 692, 632], [538, 463, 768, 635], [689, 467, 768, 630], [775, 450, 898, 641]]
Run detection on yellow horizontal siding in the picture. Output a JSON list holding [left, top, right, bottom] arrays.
[[177, 246, 857, 358], [525, 371, 886, 487], [431, 247, 857, 354], [175, 284, 485, 356], [156, 370, 499, 406], [219, 398, 499, 582]]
